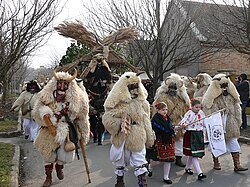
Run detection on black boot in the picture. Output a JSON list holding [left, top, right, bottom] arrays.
[[115, 175, 125, 187]]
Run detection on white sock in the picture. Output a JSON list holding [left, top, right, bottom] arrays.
[[185, 156, 193, 169], [192, 157, 202, 175], [163, 162, 171, 180]]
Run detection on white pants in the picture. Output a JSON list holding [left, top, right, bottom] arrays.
[[23, 118, 39, 141], [45, 143, 75, 164], [175, 137, 183, 156], [110, 141, 148, 177], [226, 138, 241, 152]]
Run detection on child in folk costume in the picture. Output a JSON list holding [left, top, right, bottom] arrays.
[[146, 102, 175, 184], [179, 99, 207, 180]]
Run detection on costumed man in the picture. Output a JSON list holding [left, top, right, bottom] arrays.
[[193, 73, 212, 99], [102, 72, 155, 187], [85, 53, 112, 145], [11, 80, 41, 141], [154, 73, 191, 167], [193, 73, 212, 144], [180, 75, 197, 100], [202, 73, 248, 171], [32, 69, 90, 187]]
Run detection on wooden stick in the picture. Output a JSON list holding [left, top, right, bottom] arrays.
[[77, 124, 91, 183], [188, 108, 226, 126], [79, 138, 91, 183]]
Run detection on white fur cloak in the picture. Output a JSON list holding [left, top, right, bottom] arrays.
[[102, 72, 155, 152], [33, 72, 90, 162], [194, 73, 212, 99], [202, 74, 242, 140], [11, 91, 39, 119]]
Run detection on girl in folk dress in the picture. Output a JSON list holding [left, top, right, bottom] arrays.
[[179, 99, 207, 180], [146, 102, 175, 184]]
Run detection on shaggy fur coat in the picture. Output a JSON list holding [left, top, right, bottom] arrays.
[[11, 91, 39, 119], [181, 75, 197, 99], [102, 72, 155, 152], [33, 72, 90, 162], [154, 73, 191, 139], [193, 73, 212, 99], [202, 74, 242, 140]]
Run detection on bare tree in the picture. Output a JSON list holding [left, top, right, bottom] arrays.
[[82, 0, 218, 91], [0, 0, 62, 103], [209, 0, 250, 55]]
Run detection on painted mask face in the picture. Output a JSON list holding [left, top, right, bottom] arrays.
[[220, 82, 229, 96], [127, 83, 139, 99], [167, 83, 177, 96], [29, 84, 37, 94], [54, 80, 69, 102]]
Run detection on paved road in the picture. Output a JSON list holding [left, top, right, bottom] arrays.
[[1, 135, 250, 187]]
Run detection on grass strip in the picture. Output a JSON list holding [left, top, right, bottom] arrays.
[[0, 142, 15, 187]]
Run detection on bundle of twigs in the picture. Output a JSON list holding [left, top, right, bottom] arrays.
[[55, 20, 139, 48], [54, 20, 140, 73], [102, 26, 139, 45], [54, 20, 96, 48]]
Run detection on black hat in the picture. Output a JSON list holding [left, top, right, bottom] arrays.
[[240, 73, 248, 81]]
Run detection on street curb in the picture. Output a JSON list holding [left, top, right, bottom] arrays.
[[0, 130, 22, 138], [0, 122, 22, 138], [10, 145, 20, 187]]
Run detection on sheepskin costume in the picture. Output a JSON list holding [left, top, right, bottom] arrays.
[[154, 73, 191, 139], [33, 71, 90, 162], [11, 90, 39, 119], [11, 80, 41, 119], [102, 72, 155, 152], [202, 73, 242, 140], [181, 75, 197, 99], [193, 73, 212, 99], [88, 53, 111, 73]]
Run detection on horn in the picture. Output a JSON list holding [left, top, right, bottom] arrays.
[[164, 77, 170, 85], [68, 69, 78, 82], [187, 77, 193, 84], [212, 77, 221, 81], [179, 80, 184, 87], [52, 67, 59, 80], [136, 71, 145, 76]]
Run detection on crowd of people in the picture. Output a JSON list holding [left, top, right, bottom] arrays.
[[11, 68, 249, 187]]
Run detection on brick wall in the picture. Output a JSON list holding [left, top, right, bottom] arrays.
[[199, 49, 250, 77]]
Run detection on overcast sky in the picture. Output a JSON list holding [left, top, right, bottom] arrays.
[[29, 0, 229, 69], [29, 0, 87, 69]]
